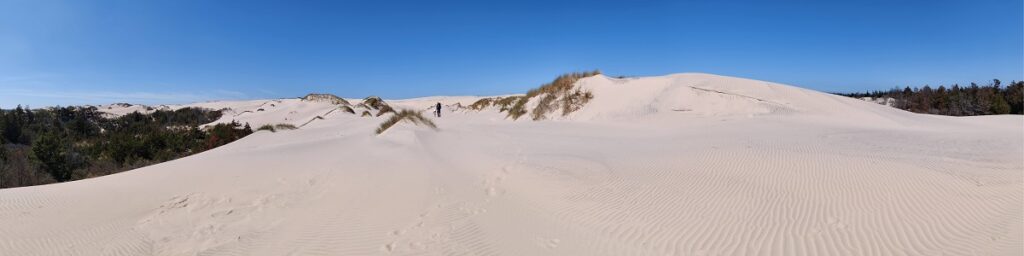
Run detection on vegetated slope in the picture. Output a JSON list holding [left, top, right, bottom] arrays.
[[834, 80, 1024, 116], [3, 73, 1018, 255], [0, 107, 252, 188]]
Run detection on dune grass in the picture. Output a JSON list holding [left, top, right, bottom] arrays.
[[468, 98, 494, 110], [530, 94, 558, 120], [256, 123, 298, 133], [525, 70, 600, 98], [340, 105, 355, 114], [560, 89, 594, 116], [463, 70, 601, 120], [375, 109, 438, 134], [363, 96, 387, 110], [375, 105, 395, 117], [360, 110, 372, 117]]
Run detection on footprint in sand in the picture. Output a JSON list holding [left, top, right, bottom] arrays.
[[382, 242, 397, 253], [536, 237, 560, 249], [826, 217, 847, 229]]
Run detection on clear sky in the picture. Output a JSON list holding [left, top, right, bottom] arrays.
[[1, 0, 1021, 107]]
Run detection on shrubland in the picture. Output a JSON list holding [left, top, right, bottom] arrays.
[[0, 106, 252, 188]]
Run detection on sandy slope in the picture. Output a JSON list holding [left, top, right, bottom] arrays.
[[1, 74, 1021, 256]]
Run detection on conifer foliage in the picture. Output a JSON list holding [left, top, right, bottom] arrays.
[[835, 80, 1023, 116], [0, 106, 252, 188]]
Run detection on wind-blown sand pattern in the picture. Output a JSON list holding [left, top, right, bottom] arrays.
[[1, 74, 1020, 255]]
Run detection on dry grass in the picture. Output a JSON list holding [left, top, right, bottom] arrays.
[[302, 93, 350, 105], [362, 96, 387, 110], [375, 109, 438, 134], [560, 89, 594, 116], [360, 110, 372, 117], [525, 71, 601, 120], [375, 105, 395, 117], [525, 70, 601, 98], [463, 70, 601, 120], [506, 97, 530, 120], [494, 96, 521, 112], [256, 123, 299, 133], [340, 106, 355, 114], [530, 94, 558, 120], [468, 98, 494, 110]]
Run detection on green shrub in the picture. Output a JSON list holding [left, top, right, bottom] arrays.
[[375, 109, 438, 134]]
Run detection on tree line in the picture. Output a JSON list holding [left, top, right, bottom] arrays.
[[834, 79, 1023, 116], [0, 106, 253, 188]]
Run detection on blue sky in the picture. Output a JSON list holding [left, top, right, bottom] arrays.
[[1, 0, 1021, 107]]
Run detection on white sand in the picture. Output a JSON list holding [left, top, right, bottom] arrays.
[[2, 73, 1021, 255]]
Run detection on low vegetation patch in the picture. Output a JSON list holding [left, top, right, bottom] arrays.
[[465, 70, 601, 120], [561, 89, 594, 116], [339, 105, 355, 114], [302, 93, 350, 105], [360, 110, 372, 117], [0, 106, 252, 188], [525, 70, 601, 98], [834, 79, 1023, 115], [375, 109, 438, 134], [530, 94, 558, 120], [494, 96, 521, 112], [362, 96, 387, 110], [257, 123, 298, 133], [375, 105, 395, 117]]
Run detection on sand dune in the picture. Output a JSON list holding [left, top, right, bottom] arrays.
[[1, 74, 1020, 255]]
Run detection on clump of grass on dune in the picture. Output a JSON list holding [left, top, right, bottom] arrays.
[[256, 123, 298, 133], [495, 96, 523, 112], [468, 98, 494, 110], [340, 105, 355, 114], [560, 89, 594, 116], [360, 110, 372, 117], [375, 105, 395, 117], [530, 94, 558, 120], [462, 70, 601, 120], [524, 70, 601, 98], [506, 96, 530, 120], [362, 96, 387, 110], [375, 109, 438, 134]]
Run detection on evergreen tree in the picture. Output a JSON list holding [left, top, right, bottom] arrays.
[[834, 79, 1022, 116], [991, 96, 1011, 114], [31, 131, 71, 182]]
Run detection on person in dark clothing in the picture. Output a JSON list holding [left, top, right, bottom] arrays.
[[435, 102, 442, 117]]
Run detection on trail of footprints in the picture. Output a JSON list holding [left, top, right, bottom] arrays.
[[379, 165, 516, 255]]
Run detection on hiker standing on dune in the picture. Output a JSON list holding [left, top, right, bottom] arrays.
[[435, 102, 442, 118]]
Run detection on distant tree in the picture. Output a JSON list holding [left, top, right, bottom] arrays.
[[1006, 81, 1024, 114], [833, 79, 1022, 116]]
